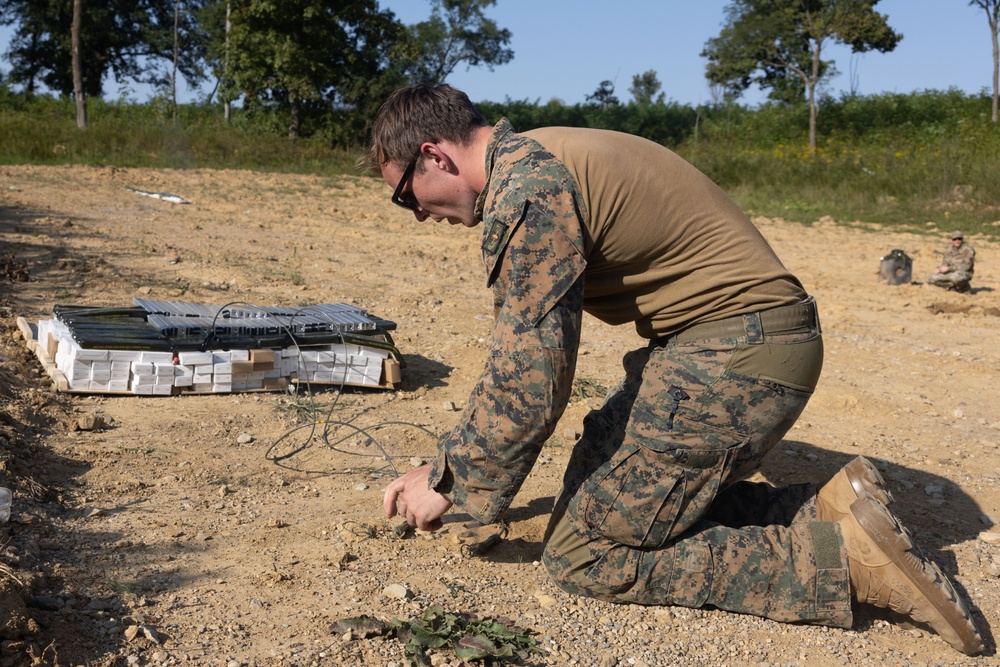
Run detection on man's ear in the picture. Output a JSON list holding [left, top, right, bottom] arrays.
[[420, 142, 454, 172]]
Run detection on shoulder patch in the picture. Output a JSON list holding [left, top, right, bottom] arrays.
[[483, 219, 510, 256]]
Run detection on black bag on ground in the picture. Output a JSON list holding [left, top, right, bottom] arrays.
[[879, 249, 912, 285]]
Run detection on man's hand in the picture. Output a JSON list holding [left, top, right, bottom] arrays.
[[383, 464, 453, 532]]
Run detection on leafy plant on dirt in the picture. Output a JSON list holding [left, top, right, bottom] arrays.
[[274, 394, 324, 423], [0, 254, 30, 282], [572, 376, 607, 400], [330, 605, 546, 666]]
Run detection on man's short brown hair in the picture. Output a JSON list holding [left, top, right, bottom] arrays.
[[365, 83, 487, 173]]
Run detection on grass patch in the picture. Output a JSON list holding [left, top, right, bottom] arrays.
[[0, 93, 363, 175], [3, 88, 999, 239]]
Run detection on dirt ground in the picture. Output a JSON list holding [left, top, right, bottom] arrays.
[[1, 163, 999, 667]]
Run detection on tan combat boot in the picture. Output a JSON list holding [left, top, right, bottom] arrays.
[[840, 493, 983, 655], [817, 456, 894, 522]]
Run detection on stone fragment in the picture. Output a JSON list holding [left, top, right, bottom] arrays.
[[383, 583, 412, 599], [535, 592, 557, 608], [75, 414, 105, 431], [331, 549, 353, 570]]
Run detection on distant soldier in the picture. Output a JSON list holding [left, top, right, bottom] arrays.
[[927, 231, 975, 292]]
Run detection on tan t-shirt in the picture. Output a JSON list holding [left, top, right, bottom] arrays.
[[525, 126, 805, 338]]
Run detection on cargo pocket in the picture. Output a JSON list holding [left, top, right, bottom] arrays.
[[578, 412, 751, 549], [582, 544, 642, 596]]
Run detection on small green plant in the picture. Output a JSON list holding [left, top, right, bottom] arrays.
[[572, 377, 607, 400], [331, 606, 546, 666], [274, 395, 323, 423], [105, 578, 134, 593], [439, 577, 466, 598], [0, 254, 30, 282], [119, 446, 174, 457]]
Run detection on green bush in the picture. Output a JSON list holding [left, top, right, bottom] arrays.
[[0, 90, 359, 174], [1, 87, 997, 236], [679, 91, 1000, 234]]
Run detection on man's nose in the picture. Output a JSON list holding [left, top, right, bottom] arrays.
[[414, 208, 429, 222]]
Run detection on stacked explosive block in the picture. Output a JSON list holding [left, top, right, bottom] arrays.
[[25, 299, 401, 395], [284, 343, 389, 387]]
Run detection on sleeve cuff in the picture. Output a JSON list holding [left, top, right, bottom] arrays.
[[428, 447, 503, 525]]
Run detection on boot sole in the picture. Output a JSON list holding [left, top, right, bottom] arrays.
[[850, 495, 983, 655], [818, 457, 894, 522], [844, 456, 893, 506]]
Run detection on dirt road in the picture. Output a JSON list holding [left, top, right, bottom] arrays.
[[1, 164, 998, 666]]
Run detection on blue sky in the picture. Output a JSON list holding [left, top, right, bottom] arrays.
[[0, 1, 994, 106], [379, 0, 997, 106]]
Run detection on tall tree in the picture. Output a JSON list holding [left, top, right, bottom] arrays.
[[0, 0, 208, 99], [970, 0, 1000, 122], [630, 69, 665, 105], [224, 0, 231, 120], [405, 0, 513, 83], [702, 0, 901, 148], [586, 80, 619, 109], [71, 0, 85, 127], [223, 0, 404, 139], [171, 1, 180, 117], [194, 0, 235, 115]]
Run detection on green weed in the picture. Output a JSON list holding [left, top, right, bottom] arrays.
[[330, 606, 546, 666]]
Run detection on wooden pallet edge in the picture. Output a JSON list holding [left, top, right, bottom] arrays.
[[383, 357, 401, 389], [15, 316, 37, 352], [17, 316, 68, 391]]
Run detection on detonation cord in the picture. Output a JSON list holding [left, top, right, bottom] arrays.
[[200, 301, 438, 478]]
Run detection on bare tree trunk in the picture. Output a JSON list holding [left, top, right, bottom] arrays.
[[72, 0, 86, 129], [974, 0, 1000, 122], [803, 35, 824, 151], [807, 55, 819, 151], [289, 99, 300, 139], [807, 84, 817, 151], [992, 7, 999, 122], [224, 0, 231, 122], [172, 2, 180, 121]]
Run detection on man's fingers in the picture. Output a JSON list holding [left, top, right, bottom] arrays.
[[383, 477, 404, 518], [410, 511, 434, 532], [380, 464, 449, 530]]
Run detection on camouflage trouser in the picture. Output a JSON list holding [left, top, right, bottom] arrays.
[[542, 301, 853, 628], [926, 271, 971, 291]]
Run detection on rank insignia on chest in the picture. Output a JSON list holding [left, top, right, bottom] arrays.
[[483, 220, 510, 255]]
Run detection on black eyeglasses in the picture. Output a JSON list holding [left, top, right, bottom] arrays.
[[391, 153, 421, 211]]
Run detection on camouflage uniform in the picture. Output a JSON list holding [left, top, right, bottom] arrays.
[[927, 242, 975, 291], [428, 119, 850, 628]]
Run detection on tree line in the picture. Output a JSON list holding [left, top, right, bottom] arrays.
[[1, 0, 998, 148], [0, 0, 514, 137]]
